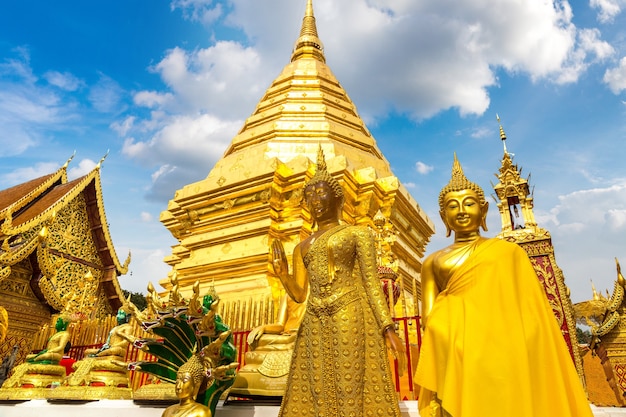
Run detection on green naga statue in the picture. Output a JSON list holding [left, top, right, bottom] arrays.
[[129, 279, 238, 417]]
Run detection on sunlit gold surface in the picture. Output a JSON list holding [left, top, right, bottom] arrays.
[[158, 0, 433, 367]]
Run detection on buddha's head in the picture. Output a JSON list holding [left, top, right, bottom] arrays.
[[55, 316, 70, 332], [439, 154, 488, 237], [176, 355, 206, 400], [116, 308, 129, 325], [303, 145, 344, 223]]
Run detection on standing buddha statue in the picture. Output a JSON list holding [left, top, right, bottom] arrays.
[[414, 154, 593, 417]]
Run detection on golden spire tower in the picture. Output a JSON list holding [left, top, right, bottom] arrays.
[[160, 0, 434, 328], [492, 116, 585, 387]]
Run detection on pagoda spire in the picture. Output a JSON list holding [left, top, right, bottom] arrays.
[[291, 0, 325, 63], [496, 113, 508, 155]]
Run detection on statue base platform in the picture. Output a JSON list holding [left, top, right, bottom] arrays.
[[0, 399, 618, 416]]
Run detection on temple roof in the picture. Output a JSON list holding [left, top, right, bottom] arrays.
[[0, 156, 129, 311]]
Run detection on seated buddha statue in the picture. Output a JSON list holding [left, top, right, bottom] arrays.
[[414, 154, 592, 417], [66, 307, 136, 388], [229, 292, 305, 397], [2, 316, 71, 388]]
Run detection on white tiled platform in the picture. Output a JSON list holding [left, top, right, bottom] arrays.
[[0, 400, 621, 416]]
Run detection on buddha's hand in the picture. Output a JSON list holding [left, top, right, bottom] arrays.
[[247, 325, 266, 345], [384, 327, 407, 376], [270, 240, 288, 276]]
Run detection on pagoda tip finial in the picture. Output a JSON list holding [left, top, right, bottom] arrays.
[[496, 113, 508, 154], [291, 0, 325, 63]]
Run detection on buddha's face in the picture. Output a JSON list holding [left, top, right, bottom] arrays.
[[116, 308, 128, 325], [55, 317, 68, 332], [305, 181, 337, 223], [175, 371, 197, 400], [440, 189, 488, 235]]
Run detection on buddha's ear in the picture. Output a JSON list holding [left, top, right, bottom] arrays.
[[480, 201, 489, 232], [439, 210, 451, 237]]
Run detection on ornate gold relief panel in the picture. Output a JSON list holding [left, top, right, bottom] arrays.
[[36, 194, 104, 312]]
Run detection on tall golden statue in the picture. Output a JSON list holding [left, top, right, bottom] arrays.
[[414, 155, 592, 417], [271, 147, 405, 417]]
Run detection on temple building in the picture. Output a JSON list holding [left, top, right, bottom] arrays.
[[492, 118, 585, 385], [0, 155, 129, 364], [159, 0, 435, 327]]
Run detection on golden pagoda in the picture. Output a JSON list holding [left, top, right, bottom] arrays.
[[160, 0, 434, 328], [492, 117, 585, 385], [0, 154, 130, 364]]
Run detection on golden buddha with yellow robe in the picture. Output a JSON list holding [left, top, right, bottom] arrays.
[[414, 155, 592, 417]]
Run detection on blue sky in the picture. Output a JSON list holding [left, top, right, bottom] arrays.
[[1, 0, 625, 304]]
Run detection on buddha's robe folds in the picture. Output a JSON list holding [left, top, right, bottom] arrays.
[[415, 238, 592, 417], [278, 225, 401, 417]]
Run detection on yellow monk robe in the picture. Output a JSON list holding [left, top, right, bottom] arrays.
[[415, 238, 593, 417]]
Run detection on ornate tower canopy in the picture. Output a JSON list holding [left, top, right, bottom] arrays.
[[492, 116, 538, 234]]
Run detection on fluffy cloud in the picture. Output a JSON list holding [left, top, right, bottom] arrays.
[[416, 161, 434, 175], [68, 158, 97, 179], [590, 0, 625, 22], [0, 162, 60, 187], [220, 0, 613, 121], [604, 57, 626, 94], [88, 74, 126, 113], [44, 71, 84, 91]]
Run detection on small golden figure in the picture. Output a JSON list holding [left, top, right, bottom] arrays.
[[414, 154, 592, 417], [2, 316, 71, 389], [162, 355, 211, 417], [271, 146, 405, 417], [66, 307, 136, 388], [25, 316, 70, 364]]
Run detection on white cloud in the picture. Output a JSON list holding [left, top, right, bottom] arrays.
[[538, 181, 626, 233], [1, 162, 60, 186], [43, 71, 84, 91], [68, 158, 97, 180], [150, 42, 264, 117], [122, 113, 239, 166], [134, 91, 174, 108], [415, 161, 434, 175], [110, 116, 136, 136], [170, 0, 223, 25], [590, 0, 625, 22], [140, 211, 153, 222], [604, 57, 626, 94], [88, 74, 125, 113], [220, 0, 610, 121]]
